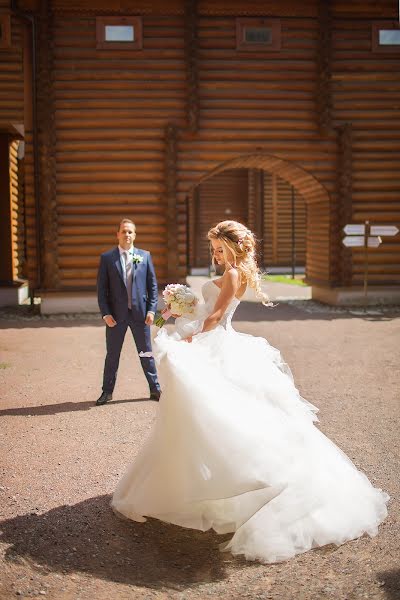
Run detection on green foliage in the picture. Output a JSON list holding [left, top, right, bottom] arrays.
[[263, 275, 307, 287]]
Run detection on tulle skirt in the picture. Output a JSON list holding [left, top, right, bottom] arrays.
[[111, 326, 389, 563]]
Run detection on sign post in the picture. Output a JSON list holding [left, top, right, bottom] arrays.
[[342, 221, 399, 307]]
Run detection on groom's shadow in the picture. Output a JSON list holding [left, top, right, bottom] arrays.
[[0, 398, 153, 418], [0, 495, 240, 590]]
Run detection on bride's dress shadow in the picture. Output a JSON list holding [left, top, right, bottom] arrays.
[[0, 494, 242, 590]]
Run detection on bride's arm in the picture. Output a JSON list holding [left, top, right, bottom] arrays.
[[201, 268, 239, 333]]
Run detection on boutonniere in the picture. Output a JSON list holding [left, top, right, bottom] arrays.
[[132, 253, 143, 265]]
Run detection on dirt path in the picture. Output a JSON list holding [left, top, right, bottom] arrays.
[[0, 303, 399, 600]]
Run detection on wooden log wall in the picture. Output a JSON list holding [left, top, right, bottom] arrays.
[[263, 173, 306, 268], [52, 10, 186, 288], [0, 2, 24, 129], [194, 168, 248, 267], [178, 3, 337, 287], [331, 0, 400, 285], [2, 0, 398, 292]]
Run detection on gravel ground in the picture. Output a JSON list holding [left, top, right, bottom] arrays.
[[0, 301, 399, 600]]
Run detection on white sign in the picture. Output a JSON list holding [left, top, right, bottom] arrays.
[[370, 225, 399, 237], [343, 236, 382, 248], [367, 236, 382, 248], [343, 224, 365, 235]]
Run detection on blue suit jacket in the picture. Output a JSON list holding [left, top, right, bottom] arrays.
[[97, 247, 158, 323]]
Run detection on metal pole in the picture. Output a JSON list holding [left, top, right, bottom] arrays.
[[291, 186, 296, 279], [363, 220, 370, 309]]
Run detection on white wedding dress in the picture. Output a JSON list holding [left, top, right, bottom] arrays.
[[112, 280, 389, 563]]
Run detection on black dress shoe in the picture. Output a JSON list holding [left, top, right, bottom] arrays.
[[150, 390, 161, 401], [96, 392, 113, 406]]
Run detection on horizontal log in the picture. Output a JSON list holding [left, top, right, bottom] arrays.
[[54, 48, 184, 60], [57, 140, 164, 151], [55, 99, 184, 110], [57, 184, 165, 195], [54, 80, 186, 91], [54, 70, 186, 82], [56, 129, 176, 141], [57, 171, 163, 183], [56, 151, 163, 162], [200, 80, 315, 92], [55, 117, 182, 129]]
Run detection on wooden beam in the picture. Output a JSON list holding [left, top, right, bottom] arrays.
[[164, 122, 179, 281], [184, 0, 199, 133], [316, 0, 332, 136], [336, 123, 353, 286], [37, 0, 59, 289], [247, 169, 256, 232], [271, 173, 278, 264]]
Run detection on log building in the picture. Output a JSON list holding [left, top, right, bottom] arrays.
[[0, 0, 399, 310]]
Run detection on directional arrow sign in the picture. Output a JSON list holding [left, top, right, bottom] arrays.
[[343, 236, 382, 248], [367, 236, 382, 248], [370, 225, 399, 237], [343, 224, 365, 235]]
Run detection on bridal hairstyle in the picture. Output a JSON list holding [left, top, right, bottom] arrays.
[[207, 220, 272, 306]]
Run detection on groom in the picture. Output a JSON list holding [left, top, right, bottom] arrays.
[[96, 218, 161, 405]]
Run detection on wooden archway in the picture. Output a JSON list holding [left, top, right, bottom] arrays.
[[184, 153, 331, 285]]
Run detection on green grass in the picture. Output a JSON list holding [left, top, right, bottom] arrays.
[[0, 362, 11, 369], [262, 274, 308, 287]]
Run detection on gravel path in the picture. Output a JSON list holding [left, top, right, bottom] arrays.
[[0, 302, 399, 600]]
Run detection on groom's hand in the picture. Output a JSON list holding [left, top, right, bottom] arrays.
[[145, 312, 154, 326], [103, 315, 117, 327]]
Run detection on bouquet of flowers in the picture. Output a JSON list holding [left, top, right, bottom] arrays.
[[154, 284, 199, 327]]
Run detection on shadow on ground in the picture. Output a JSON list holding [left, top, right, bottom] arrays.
[[376, 569, 400, 600], [0, 495, 246, 591], [0, 302, 398, 330], [234, 301, 399, 323], [0, 398, 153, 418]]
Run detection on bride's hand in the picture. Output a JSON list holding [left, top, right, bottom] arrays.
[[166, 303, 180, 319]]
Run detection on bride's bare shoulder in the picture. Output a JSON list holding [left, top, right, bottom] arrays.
[[224, 266, 239, 280], [221, 267, 239, 288]]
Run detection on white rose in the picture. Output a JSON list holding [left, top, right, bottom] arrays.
[[170, 301, 182, 315]]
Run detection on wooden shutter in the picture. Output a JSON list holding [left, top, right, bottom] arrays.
[[263, 172, 306, 268], [193, 168, 248, 267]]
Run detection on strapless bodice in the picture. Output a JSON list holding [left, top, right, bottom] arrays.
[[201, 279, 240, 330]]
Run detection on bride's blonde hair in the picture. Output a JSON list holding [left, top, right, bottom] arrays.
[[207, 220, 272, 306]]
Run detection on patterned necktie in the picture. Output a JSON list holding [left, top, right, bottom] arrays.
[[123, 251, 133, 309]]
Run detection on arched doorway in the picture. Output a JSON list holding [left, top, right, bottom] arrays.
[[185, 153, 331, 286]]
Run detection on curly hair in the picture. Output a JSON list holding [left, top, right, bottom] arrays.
[[207, 220, 271, 306]]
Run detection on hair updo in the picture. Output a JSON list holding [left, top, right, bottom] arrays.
[[207, 220, 271, 306]]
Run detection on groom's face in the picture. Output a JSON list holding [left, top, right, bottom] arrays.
[[117, 223, 136, 249]]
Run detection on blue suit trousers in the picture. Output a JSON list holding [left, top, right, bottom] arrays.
[[102, 310, 160, 394]]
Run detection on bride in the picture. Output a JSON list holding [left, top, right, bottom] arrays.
[[111, 220, 389, 564]]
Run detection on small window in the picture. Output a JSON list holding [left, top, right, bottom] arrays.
[[236, 18, 281, 52], [372, 21, 400, 52], [105, 25, 134, 42], [0, 15, 11, 49], [96, 17, 142, 50], [379, 30, 400, 45]]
